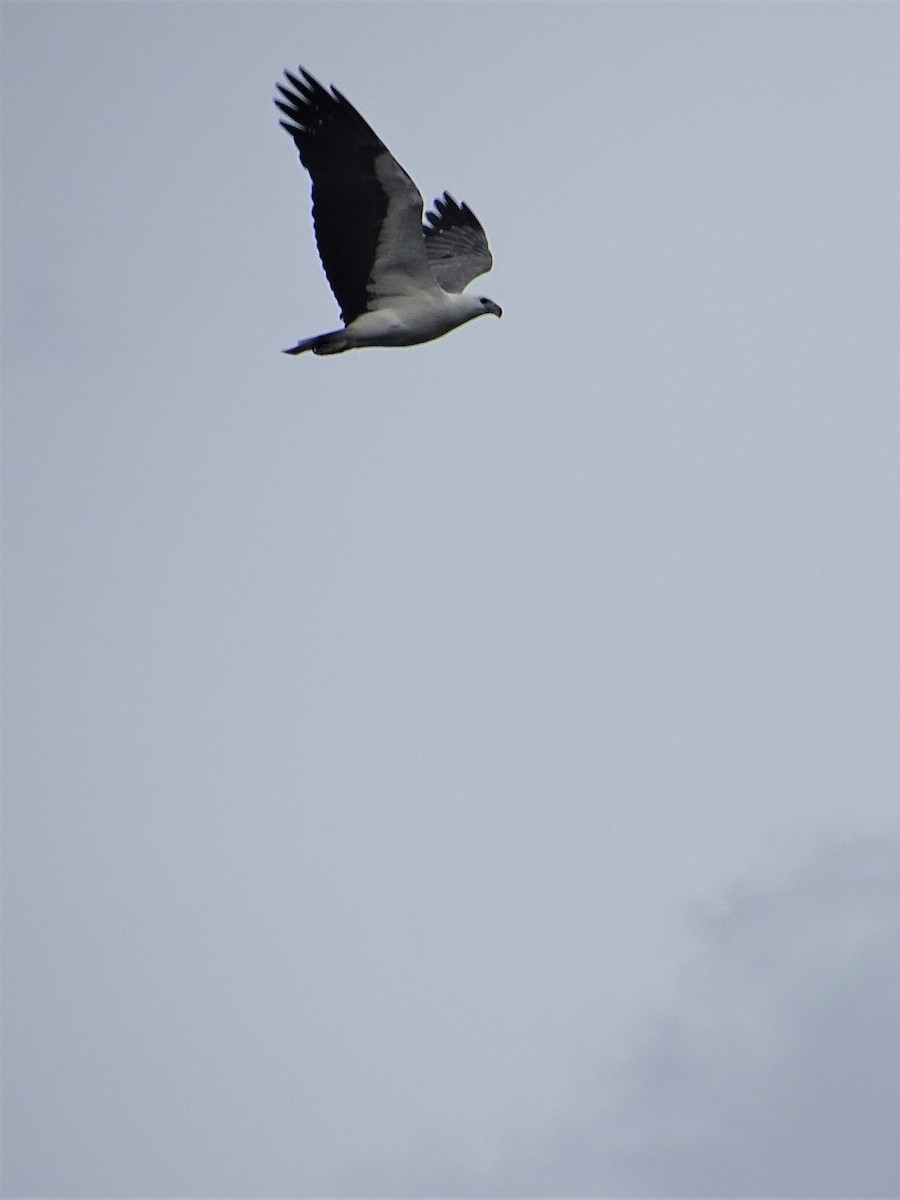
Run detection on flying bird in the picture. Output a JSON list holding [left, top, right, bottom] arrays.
[[274, 66, 502, 356]]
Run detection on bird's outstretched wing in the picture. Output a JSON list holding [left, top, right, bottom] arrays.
[[423, 193, 494, 294], [275, 67, 440, 324]]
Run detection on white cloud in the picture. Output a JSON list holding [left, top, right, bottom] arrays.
[[344, 834, 900, 1197], [585, 835, 900, 1198]]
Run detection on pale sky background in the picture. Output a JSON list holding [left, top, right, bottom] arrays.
[[2, 2, 898, 1197]]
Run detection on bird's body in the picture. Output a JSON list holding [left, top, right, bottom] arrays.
[[274, 67, 501, 355], [286, 291, 495, 356]]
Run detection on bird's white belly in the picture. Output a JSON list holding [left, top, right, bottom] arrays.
[[347, 300, 461, 348]]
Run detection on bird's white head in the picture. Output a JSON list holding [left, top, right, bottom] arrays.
[[450, 292, 503, 330]]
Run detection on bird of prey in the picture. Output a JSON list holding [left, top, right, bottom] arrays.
[[274, 66, 502, 356]]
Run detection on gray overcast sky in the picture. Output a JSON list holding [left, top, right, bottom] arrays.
[[2, 2, 898, 1196]]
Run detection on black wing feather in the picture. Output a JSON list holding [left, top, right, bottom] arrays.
[[275, 67, 392, 324]]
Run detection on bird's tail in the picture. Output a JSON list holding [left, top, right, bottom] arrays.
[[283, 329, 349, 356]]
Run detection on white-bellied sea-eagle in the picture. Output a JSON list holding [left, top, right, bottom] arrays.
[[274, 66, 502, 356]]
